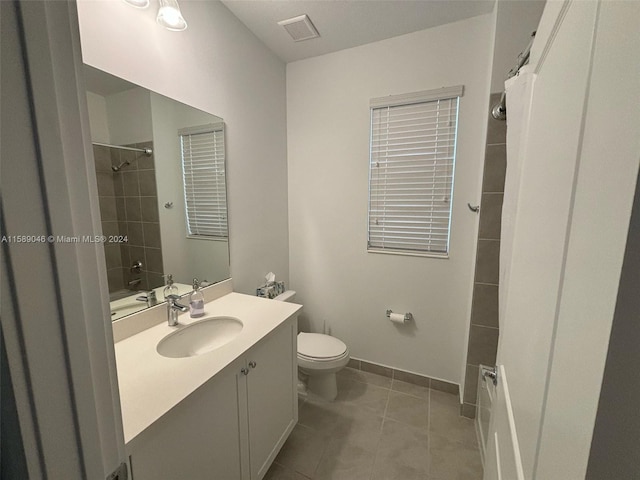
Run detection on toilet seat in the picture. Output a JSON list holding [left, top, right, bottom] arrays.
[[297, 332, 347, 360]]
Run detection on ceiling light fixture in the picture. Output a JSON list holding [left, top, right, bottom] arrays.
[[157, 0, 188, 31], [122, 0, 150, 8]]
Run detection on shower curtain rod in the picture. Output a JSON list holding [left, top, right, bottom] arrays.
[[491, 31, 536, 121], [92, 142, 153, 156]]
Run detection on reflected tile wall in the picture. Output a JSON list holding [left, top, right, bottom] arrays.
[[462, 93, 506, 418], [93, 141, 163, 294]]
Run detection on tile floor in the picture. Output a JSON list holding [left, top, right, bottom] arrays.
[[265, 367, 483, 480]]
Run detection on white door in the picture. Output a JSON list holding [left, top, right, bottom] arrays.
[[2, 2, 127, 478], [485, 1, 640, 479]]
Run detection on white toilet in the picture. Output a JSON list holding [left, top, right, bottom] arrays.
[[274, 290, 350, 401]]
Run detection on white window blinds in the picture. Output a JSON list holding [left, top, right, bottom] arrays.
[[368, 86, 462, 256], [179, 123, 228, 239]]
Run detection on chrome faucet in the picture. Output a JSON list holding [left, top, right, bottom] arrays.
[[166, 294, 189, 326], [136, 290, 158, 308]]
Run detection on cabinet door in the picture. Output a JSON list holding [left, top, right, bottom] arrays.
[[246, 319, 297, 479], [129, 360, 244, 480]]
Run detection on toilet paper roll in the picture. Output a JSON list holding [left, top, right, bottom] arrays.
[[389, 313, 406, 324]]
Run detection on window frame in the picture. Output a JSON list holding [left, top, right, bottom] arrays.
[[367, 86, 463, 258]]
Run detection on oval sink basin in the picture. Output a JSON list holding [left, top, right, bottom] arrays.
[[157, 316, 243, 358]]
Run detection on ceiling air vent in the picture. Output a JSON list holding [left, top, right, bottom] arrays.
[[277, 14, 320, 42]]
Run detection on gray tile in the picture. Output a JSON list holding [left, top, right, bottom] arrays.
[[107, 268, 125, 293], [475, 240, 500, 284], [104, 245, 122, 270], [430, 432, 483, 480], [101, 221, 119, 238], [392, 369, 430, 388], [144, 247, 164, 274], [470, 283, 499, 328], [347, 358, 361, 370], [142, 222, 162, 248], [460, 403, 477, 419], [138, 170, 157, 196], [113, 173, 125, 197], [264, 462, 311, 480], [93, 145, 112, 172], [314, 441, 376, 480], [463, 365, 480, 405], [482, 144, 507, 193], [127, 222, 144, 247], [299, 399, 383, 451], [334, 372, 354, 402], [391, 379, 429, 400], [125, 197, 141, 222], [338, 368, 392, 389], [99, 197, 117, 222], [361, 361, 393, 379], [128, 246, 145, 272], [96, 172, 115, 197], [140, 196, 160, 222], [386, 391, 429, 431], [146, 271, 165, 289], [478, 193, 503, 240], [110, 149, 121, 170], [115, 198, 126, 222], [430, 391, 477, 449], [118, 221, 128, 236], [344, 381, 390, 415], [430, 379, 459, 395], [486, 95, 507, 145], [120, 244, 130, 268], [466, 326, 499, 366], [122, 171, 140, 196], [120, 149, 138, 170], [372, 419, 428, 480]]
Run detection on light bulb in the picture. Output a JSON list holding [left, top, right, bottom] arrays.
[[123, 0, 150, 8], [157, 0, 187, 31]]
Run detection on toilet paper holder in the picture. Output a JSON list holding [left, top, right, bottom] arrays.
[[386, 309, 413, 322]]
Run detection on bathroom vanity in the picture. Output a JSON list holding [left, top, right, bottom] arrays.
[[113, 283, 301, 480]]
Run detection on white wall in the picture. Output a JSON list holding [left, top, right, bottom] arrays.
[[287, 15, 494, 383], [77, 0, 288, 294], [86, 91, 110, 143], [106, 88, 153, 146]]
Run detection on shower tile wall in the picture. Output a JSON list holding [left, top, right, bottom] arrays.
[[93, 142, 164, 294], [462, 93, 506, 418]]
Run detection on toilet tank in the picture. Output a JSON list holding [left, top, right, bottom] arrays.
[[273, 290, 296, 302]]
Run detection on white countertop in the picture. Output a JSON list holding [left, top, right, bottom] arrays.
[[114, 292, 302, 444]]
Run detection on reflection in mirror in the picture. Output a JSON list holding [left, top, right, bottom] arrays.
[[83, 65, 230, 320]]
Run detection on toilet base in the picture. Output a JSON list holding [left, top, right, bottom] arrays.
[[305, 371, 338, 401]]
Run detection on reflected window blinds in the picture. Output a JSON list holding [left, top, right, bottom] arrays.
[[179, 123, 227, 239], [368, 86, 462, 256]]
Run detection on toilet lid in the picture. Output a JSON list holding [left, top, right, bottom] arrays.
[[297, 333, 347, 359]]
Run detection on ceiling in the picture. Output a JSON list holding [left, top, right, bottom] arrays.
[[221, 0, 495, 63]]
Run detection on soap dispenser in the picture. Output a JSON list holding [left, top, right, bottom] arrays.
[[163, 274, 178, 299], [189, 278, 205, 318]]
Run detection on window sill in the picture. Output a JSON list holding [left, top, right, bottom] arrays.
[[367, 248, 449, 259]]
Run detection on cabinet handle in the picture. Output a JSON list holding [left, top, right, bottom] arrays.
[[249, 361, 257, 369], [241, 367, 249, 375]]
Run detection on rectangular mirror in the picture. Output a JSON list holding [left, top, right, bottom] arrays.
[[84, 65, 231, 320]]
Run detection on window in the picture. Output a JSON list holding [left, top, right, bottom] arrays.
[[368, 86, 462, 257], [179, 122, 227, 239]]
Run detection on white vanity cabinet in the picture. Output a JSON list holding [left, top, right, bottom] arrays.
[[127, 316, 298, 480]]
